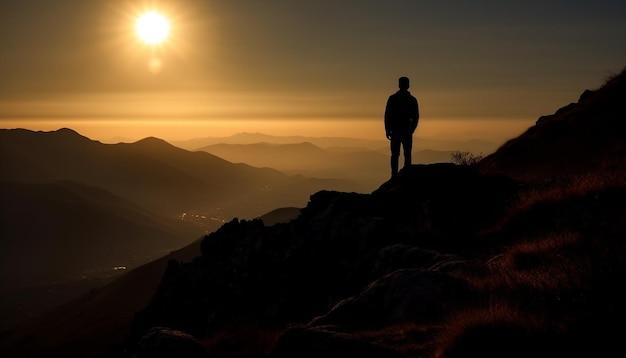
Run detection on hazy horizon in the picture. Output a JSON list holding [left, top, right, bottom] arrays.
[[2, 118, 534, 147]]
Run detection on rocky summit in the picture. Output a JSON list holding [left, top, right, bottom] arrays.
[[108, 164, 513, 357]]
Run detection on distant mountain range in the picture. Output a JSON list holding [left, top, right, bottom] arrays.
[[169, 131, 498, 192], [197, 141, 389, 191], [172, 132, 390, 150], [0, 129, 357, 218], [0, 128, 359, 330], [170, 132, 499, 155], [194, 140, 461, 191]]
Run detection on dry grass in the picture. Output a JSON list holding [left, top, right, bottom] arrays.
[[514, 169, 625, 210], [431, 157, 626, 357], [431, 305, 564, 358], [479, 162, 625, 240], [484, 231, 592, 291], [353, 322, 443, 357]]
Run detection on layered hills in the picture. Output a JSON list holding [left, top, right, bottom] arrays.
[[0, 128, 359, 281], [198, 141, 389, 191], [175, 133, 495, 192], [0, 129, 357, 218], [0, 128, 356, 331], [1, 67, 625, 357], [196, 142, 458, 192]]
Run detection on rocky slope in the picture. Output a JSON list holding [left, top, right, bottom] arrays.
[[478, 67, 626, 181], [107, 160, 624, 358]]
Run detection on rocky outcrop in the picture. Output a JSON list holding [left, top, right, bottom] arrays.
[[112, 164, 516, 357], [272, 325, 409, 358], [133, 327, 209, 358], [310, 268, 467, 330]]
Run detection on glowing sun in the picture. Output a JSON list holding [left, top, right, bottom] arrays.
[[135, 11, 170, 45]]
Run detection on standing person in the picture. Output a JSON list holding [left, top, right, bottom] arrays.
[[384, 76, 420, 177]]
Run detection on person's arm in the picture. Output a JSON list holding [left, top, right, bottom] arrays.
[[411, 97, 420, 133], [384, 97, 393, 139]]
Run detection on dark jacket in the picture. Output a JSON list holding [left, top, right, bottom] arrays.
[[384, 90, 419, 135]]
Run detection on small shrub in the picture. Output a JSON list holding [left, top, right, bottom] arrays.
[[450, 151, 485, 166]]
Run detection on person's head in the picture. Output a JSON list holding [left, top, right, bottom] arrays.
[[398, 76, 410, 90]]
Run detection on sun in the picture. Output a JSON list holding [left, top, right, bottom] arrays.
[[135, 11, 170, 45]]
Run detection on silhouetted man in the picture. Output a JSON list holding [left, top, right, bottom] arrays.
[[384, 76, 419, 177]]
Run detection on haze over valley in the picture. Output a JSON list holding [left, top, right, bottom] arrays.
[[0, 123, 505, 332], [0, 127, 364, 330]]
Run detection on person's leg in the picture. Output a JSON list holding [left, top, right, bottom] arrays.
[[390, 136, 401, 176], [402, 133, 413, 169]]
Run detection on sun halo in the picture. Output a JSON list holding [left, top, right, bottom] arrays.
[[135, 11, 170, 45]]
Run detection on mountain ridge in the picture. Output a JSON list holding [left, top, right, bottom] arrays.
[[171, 132, 498, 155], [0, 128, 359, 217], [478, 67, 626, 181]]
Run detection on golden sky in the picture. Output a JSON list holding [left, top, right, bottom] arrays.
[[1, 0, 625, 142]]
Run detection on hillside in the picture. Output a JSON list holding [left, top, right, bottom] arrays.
[[0, 129, 358, 218], [0, 239, 205, 358], [478, 67, 626, 181], [0, 180, 199, 287], [0, 180, 203, 332]]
